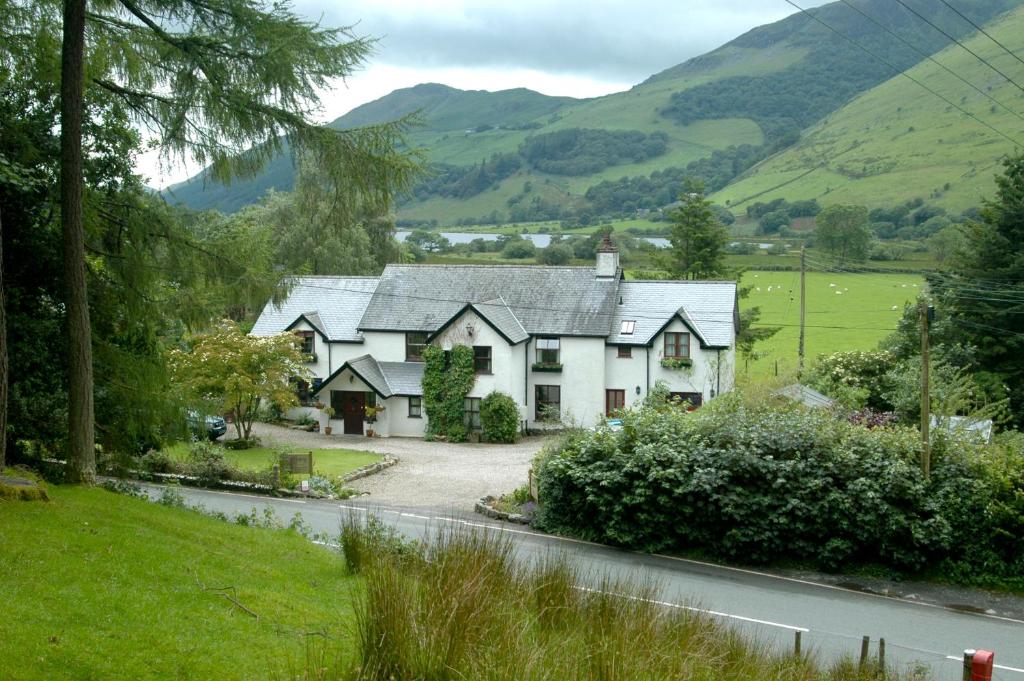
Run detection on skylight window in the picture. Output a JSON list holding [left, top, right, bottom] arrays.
[[620, 320, 636, 335]]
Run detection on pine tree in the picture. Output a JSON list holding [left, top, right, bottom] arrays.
[[50, 0, 419, 481], [663, 179, 728, 280]]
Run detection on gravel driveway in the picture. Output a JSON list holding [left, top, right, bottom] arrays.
[[249, 423, 549, 511]]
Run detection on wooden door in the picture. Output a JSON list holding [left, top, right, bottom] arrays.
[[605, 389, 625, 416], [333, 390, 365, 435]]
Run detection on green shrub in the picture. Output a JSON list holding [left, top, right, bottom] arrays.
[[186, 441, 235, 487], [224, 437, 261, 450], [139, 448, 178, 474], [480, 391, 520, 443], [533, 394, 1024, 585]]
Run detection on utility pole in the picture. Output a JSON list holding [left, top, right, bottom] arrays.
[[920, 300, 931, 478], [798, 246, 806, 379]]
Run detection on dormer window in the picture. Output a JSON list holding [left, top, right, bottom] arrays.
[[620, 320, 635, 335], [295, 330, 314, 355]]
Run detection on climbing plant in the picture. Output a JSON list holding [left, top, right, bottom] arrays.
[[481, 391, 520, 443], [421, 345, 476, 442]]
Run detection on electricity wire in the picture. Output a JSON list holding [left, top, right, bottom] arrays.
[[935, 0, 1024, 69], [892, 0, 1024, 92], [837, 0, 1024, 123], [780, 0, 1024, 147]]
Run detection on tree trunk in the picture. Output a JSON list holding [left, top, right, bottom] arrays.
[[0, 207, 7, 471], [61, 0, 95, 483]]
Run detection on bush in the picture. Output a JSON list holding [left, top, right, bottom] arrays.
[[139, 448, 178, 474], [480, 392, 520, 443], [186, 441, 235, 487], [501, 239, 536, 259], [224, 437, 261, 450], [532, 395, 1024, 585]]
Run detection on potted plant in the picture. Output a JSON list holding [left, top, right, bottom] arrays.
[[321, 406, 335, 435], [364, 405, 384, 437]]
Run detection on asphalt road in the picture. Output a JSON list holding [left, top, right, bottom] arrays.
[[142, 485, 1024, 680]]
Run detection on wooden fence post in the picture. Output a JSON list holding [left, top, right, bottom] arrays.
[[878, 638, 885, 678], [794, 630, 802, 657], [859, 636, 870, 669]]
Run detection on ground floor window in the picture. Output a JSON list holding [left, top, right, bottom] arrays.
[[464, 397, 481, 430], [669, 392, 703, 410], [296, 379, 311, 406], [605, 389, 625, 416], [408, 396, 422, 418], [535, 385, 560, 421]]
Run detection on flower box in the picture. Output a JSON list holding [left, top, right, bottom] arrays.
[[660, 357, 693, 370], [531, 362, 563, 373]]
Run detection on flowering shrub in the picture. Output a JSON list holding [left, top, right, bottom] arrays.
[[533, 394, 1024, 586], [806, 350, 896, 411]]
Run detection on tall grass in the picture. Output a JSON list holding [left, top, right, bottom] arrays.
[[333, 515, 924, 681]]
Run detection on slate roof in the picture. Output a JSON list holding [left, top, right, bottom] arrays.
[[471, 298, 530, 344], [252, 267, 737, 349], [251, 276, 378, 342], [359, 265, 621, 337], [608, 281, 737, 348], [314, 354, 425, 398], [775, 384, 836, 409]]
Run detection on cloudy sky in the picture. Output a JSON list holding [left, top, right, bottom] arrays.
[[139, 0, 829, 187]]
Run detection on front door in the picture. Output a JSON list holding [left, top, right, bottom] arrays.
[[333, 390, 365, 435]]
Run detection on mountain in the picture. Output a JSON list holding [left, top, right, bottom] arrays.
[[713, 3, 1024, 213], [164, 0, 1023, 219]]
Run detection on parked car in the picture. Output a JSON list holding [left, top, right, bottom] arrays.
[[187, 410, 227, 441]]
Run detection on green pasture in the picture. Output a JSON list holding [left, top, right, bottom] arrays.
[[739, 270, 925, 376]]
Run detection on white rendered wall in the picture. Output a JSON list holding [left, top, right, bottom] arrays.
[[649, 318, 728, 403], [387, 396, 428, 437], [358, 331, 412, 362], [603, 346, 648, 411], [526, 336, 607, 429], [433, 310, 517, 400]]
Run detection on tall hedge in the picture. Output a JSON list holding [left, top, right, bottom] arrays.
[[481, 391, 520, 443], [533, 395, 1024, 587]]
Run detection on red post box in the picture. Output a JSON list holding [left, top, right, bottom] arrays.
[[971, 650, 994, 681]]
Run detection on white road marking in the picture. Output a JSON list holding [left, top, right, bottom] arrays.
[[400, 513, 431, 520], [945, 656, 1024, 674], [574, 586, 809, 633]]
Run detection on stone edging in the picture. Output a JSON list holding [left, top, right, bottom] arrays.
[[341, 455, 397, 483], [474, 495, 531, 525]]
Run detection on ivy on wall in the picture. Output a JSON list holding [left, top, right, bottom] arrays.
[[422, 344, 476, 442]]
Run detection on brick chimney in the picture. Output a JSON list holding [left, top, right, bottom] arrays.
[[595, 234, 619, 278]]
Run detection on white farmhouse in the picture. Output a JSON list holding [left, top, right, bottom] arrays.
[[250, 240, 738, 437]]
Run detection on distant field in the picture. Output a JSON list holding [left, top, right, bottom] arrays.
[[738, 271, 925, 377]]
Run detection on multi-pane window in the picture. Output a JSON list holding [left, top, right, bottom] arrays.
[[605, 389, 625, 416], [296, 330, 315, 356], [473, 346, 492, 374], [620, 320, 635, 335], [664, 332, 690, 359], [617, 346, 632, 358], [535, 385, 560, 421], [536, 337, 560, 364], [464, 397, 482, 430], [408, 396, 422, 418], [406, 332, 428, 361]]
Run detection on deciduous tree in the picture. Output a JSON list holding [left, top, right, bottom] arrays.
[[814, 205, 871, 263], [169, 321, 309, 441]]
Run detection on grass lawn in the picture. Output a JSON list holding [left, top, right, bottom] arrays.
[[165, 442, 382, 478], [0, 486, 354, 680], [739, 270, 925, 376]]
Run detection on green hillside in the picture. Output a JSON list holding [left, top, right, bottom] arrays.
[[164, 0, 1023, 219], [715, 5, 1024, 213]]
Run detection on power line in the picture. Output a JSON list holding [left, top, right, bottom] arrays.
[[780, 0, 1024, 147], [837, 0, 1024, 124], [934, 0, 1024, 70], [891, 0, 1024, 95]]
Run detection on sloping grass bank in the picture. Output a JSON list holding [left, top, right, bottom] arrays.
[[0, 487, 356, 680]]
